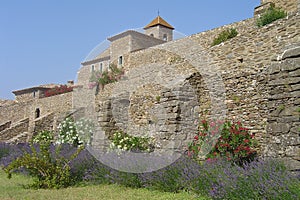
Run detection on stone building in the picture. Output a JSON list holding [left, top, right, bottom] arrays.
[[0, 0, 299, 171], [0, 82, 74, 143], [77, 16, 175, 87]]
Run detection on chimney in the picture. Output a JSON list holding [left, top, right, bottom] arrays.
[[67, 80, 74, 86]]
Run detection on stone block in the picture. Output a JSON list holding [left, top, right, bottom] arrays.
[[279, 106, 300, 116], [282, 46, 300, 60], [268, 64, 281, 74], [285, 146, 299, 157], [280, 58, 300, 71], [291, 84, 300, 91], [290, 127, 300, 134], [289, 69, 300, 77], [280, 157, 300, 171], [277, 116, 299, 123], [291, 90, 300, 98], [267, 122, 291, 135]]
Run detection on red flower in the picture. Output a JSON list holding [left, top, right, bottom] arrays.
[[194, 135, 199, 140], [243, 139, 250, 143]]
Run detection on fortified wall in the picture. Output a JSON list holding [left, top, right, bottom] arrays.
[[0, 0, 299, 170], [93, 3, 299, 170], [0, 92, 73, 142]]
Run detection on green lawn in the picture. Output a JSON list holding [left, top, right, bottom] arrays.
[[0, 171, 206, 200]]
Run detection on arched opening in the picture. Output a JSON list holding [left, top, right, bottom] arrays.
[[35, 108, 40, 118]]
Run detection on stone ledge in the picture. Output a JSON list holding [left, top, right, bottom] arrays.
[[281, 46, 300, 60]]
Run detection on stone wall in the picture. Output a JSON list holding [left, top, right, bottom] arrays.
[[78, 60, 111, 87], [265, 46, 300, 171], [93, 10, 299, 162], [0, 121, 11, 132], [33, 91, 72, 118], [261, 0, 299, 14], [0, 92, 73, 141], [77, 65, 91, 86], [14, 91, 35, 102], [110, 35, 131, 62], [32, 112, 55, 136], [130, 32, 165, 52], [0, 118, 29, 142], [0, 100, 32, 124]]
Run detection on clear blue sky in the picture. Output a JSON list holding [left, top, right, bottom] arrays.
[[0, 0, 260, 100]]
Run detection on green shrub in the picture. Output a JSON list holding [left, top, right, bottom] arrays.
[[211, 28, 238, 46], [3, 140, 83, 189], [114, 172, 142, 188], [256, 5, 287, 27]]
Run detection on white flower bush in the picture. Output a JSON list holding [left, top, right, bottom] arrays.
[[110, 131, 155, 152], [32, 130, 54, 143], [57, 117, 94, 147]]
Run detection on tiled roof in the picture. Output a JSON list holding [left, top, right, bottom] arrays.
[[144, 16, 174, 30], [12, 84, 61, 95]]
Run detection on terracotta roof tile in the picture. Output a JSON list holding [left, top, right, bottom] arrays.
[[144, 16, 174, 30]]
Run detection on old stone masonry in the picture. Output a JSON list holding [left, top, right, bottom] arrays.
[[0, 0, 299, 171]]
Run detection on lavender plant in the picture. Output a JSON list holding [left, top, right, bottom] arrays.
[[191, 158, 300, 200], [1, 142, 299, 199]]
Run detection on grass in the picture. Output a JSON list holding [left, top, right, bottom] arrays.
[[0, 171, 204, 200]]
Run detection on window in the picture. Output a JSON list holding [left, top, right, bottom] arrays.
[[163, 34, 168, 41], [99, 63, 103, 72], [35, 108, 40, 118], [91, 65, 95, 72], [33, 91, 36, 98], [150, 33, 154, 37], [118, 56, 123, 66]]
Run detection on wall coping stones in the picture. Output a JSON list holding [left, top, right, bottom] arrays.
[[281, 46, 300, 60]]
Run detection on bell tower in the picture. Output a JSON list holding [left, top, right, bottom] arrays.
[[144, 15, 174, 42]]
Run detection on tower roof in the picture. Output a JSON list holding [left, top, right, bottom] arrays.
[[144, 16, 174, 30]]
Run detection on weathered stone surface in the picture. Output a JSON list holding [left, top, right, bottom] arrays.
[[267, 122, 291, 134], [282, 46, 300, 60], [279, 106, 300, 116]]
